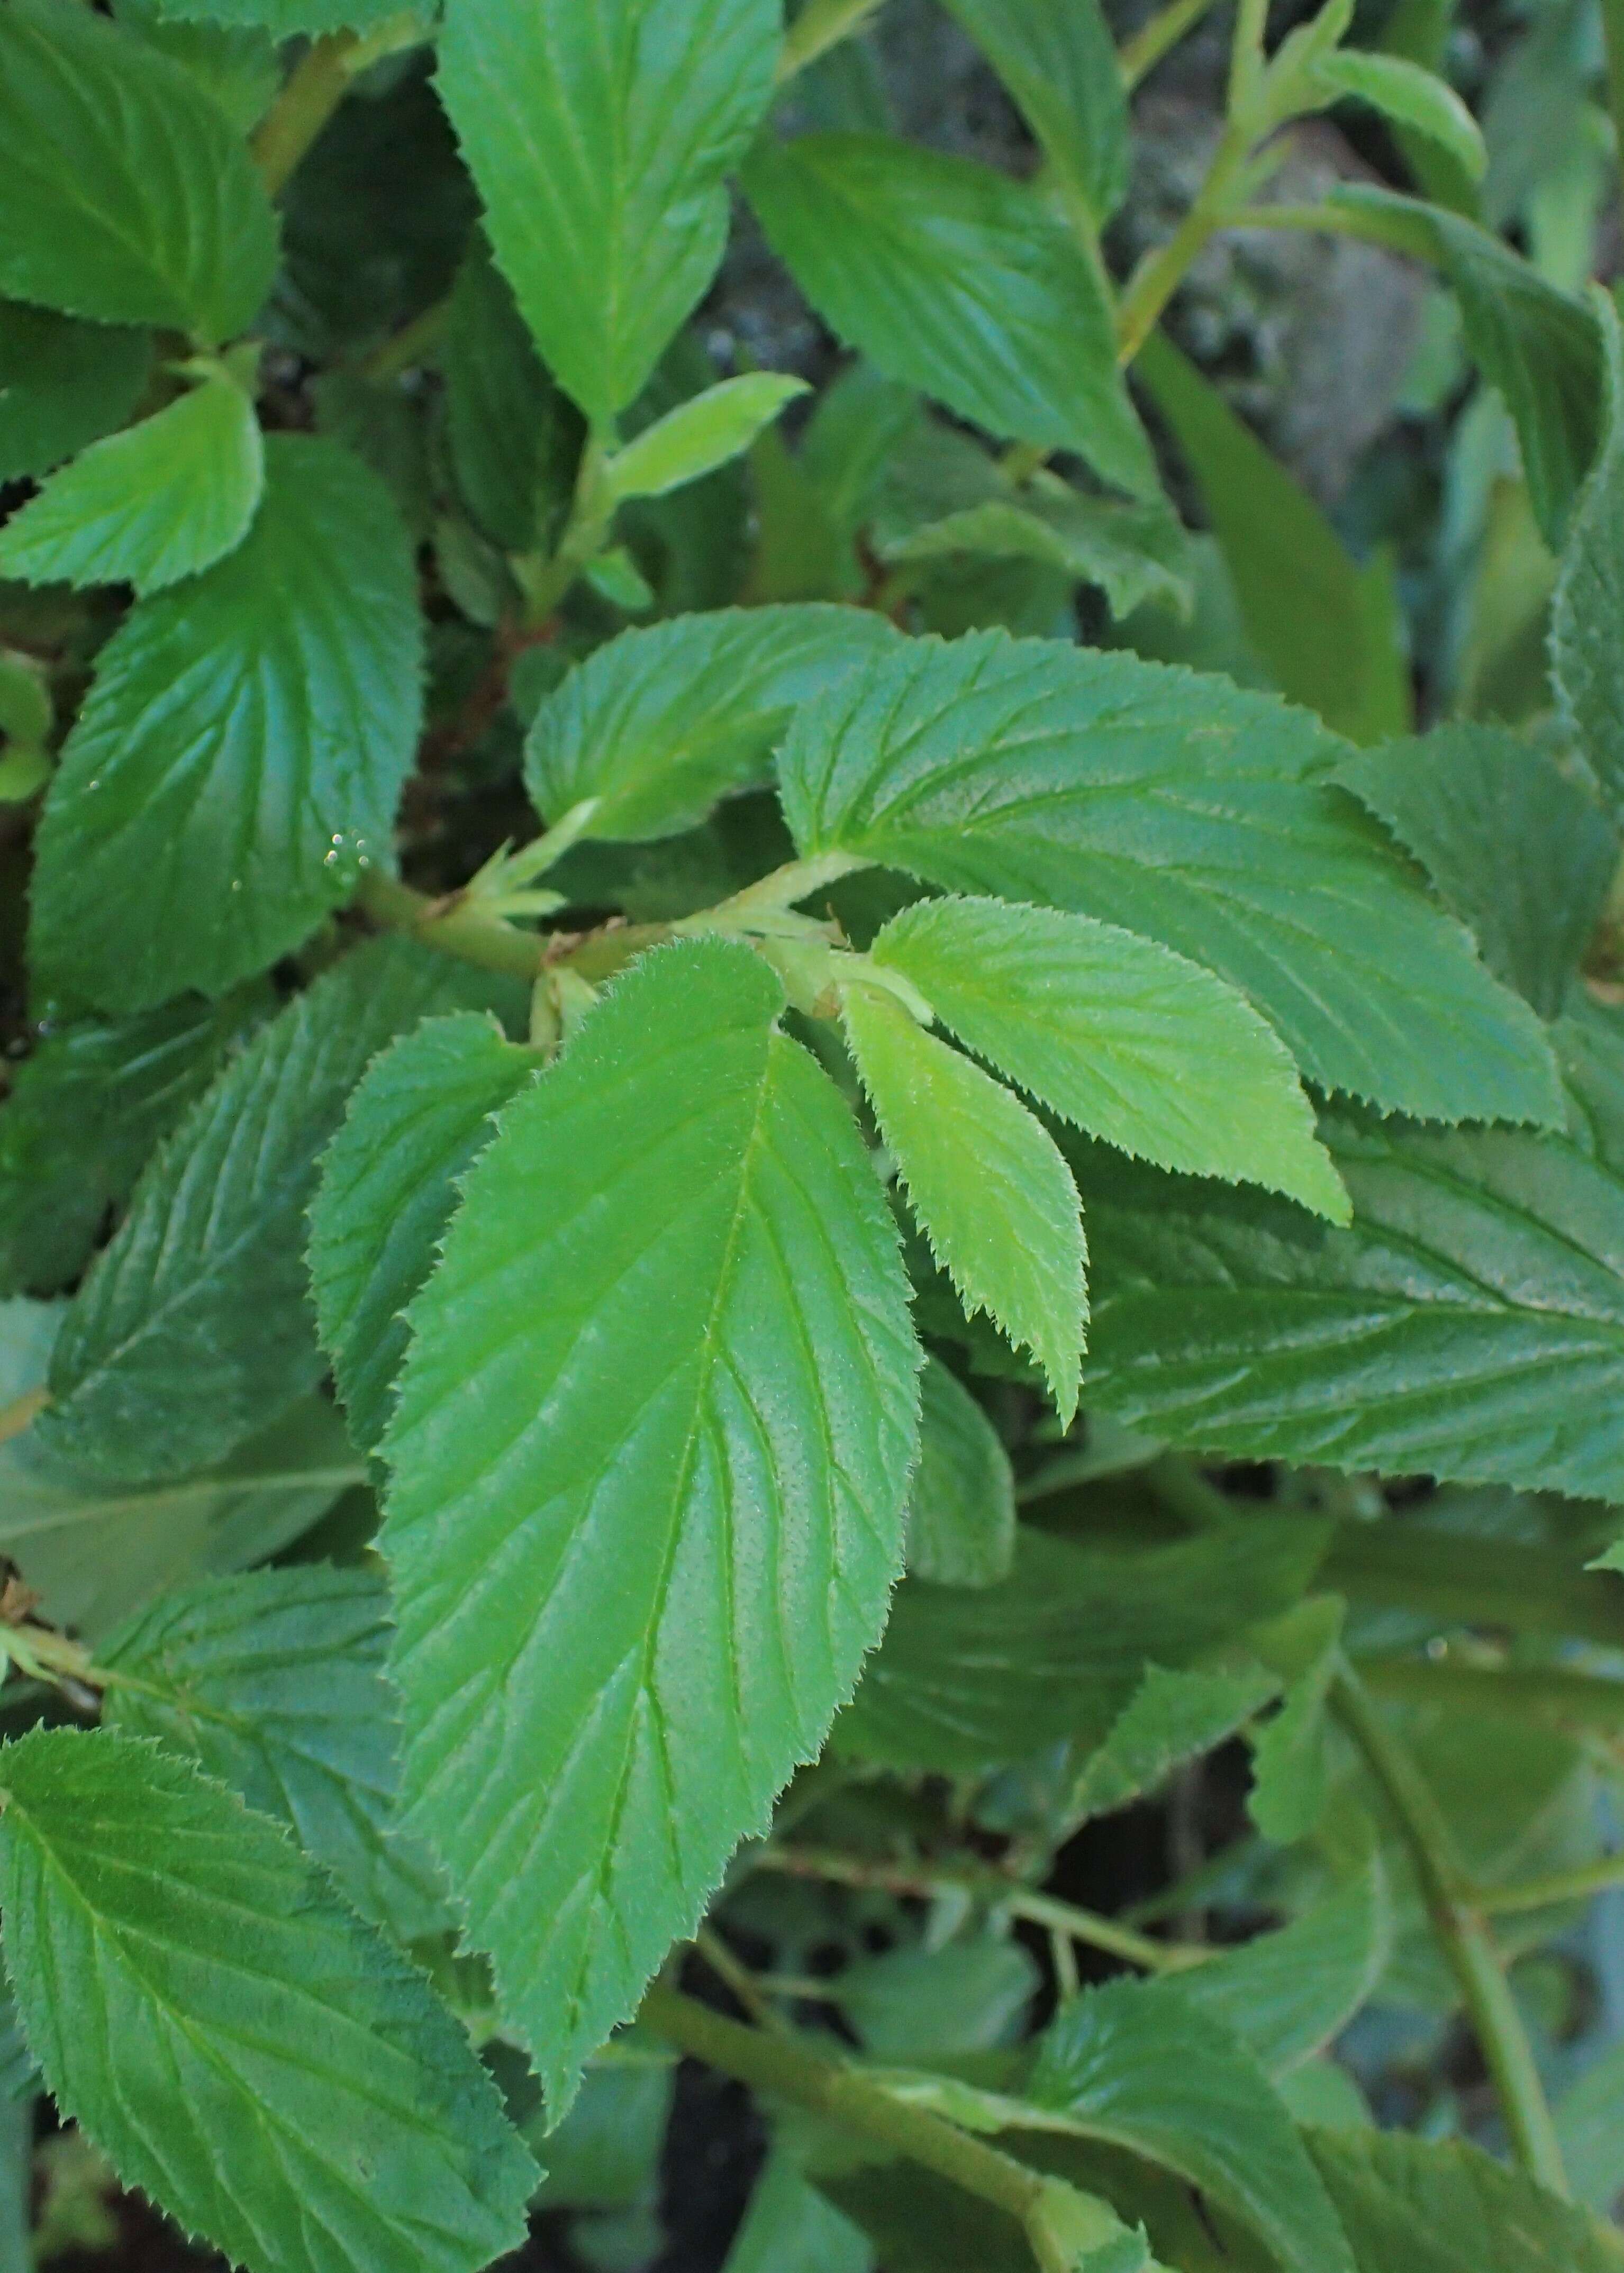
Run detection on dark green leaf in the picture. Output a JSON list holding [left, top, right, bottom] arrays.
[[938, 0, 1129, 225], [906, 1358, 1015, 1587], [109, 1, 279, 135], [1306, 2125, 1621, 2271], [0, 302, 151, 484], [725, 2151, 873, 2273], [1070, 1661, 1280, 1822], [441, 231, 564, 555], [138, 0, 408, 32], [1550, 291, 1624, 823], [1180, 1855, 1392, 2077]]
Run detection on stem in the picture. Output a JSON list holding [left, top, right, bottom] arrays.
[[1329, 1662, 1569, 2197], [1120, 0, 1221, 88], [778, 0, 885, 80], [251, 18, 424, 198], [0, 1387, 47, 1450], [357, 870, 668, 985], [1323, 1523, 1624, 1652], [1476, 1853, 1624, 1918], [360, 298, 451, 385], [514, 430, 616, 625]]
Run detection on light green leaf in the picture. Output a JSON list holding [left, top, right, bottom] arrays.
[[1335, 723, 1617, 1019], [742, 133, 1156, 500], [0, 0, 277, 343], [1247, 1596, 1345, 1843], [0, 369, 264, 595], [1180, 1854, 1392, 2077], [905, 1358, 1015, 1587], [102, 1567, 444, 1940], [1551, 292, 1624, 825], [1306, 2124, 1622, 2271], [524, 605, 899, 841], [34, 940, 518, 1488], [438, 0, 782, 421], [938, 0, 1129, 225], [383, 940, 920, 2107], [1553, 2036, 1624, 2214], [776, 630, 1564, 1130], [1135, 333, 1411, 743], [842, 983, 1085, 1422], [872, 894, 1348, 1221], [837, 1937, 1040, 2058], [1029, 1979, 1356, 2273], [1070, 1661, 1280, 1822], [606, 375, 810, 503], [1074, 1103, 1624, 1499], [441, 231, 565, 555], [310, 1012, 540, 1460], [30, 436, 423, 1012], [841, 1523, 1330, 1773], [0, 302, 151, 483], [0, 1729, 537, 2273], [137, 0, 409, 31], [1312, 51, 1486, 179]]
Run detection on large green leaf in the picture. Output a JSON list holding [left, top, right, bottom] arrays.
[[1028, 1980, 1356, 2273], [842, 984, 1085, 1421], [1074, 1104, 1624, 1498], [871, 894, 1347, 1219], [1305, 2125, 1621, 2271], [382, 941, 920, 2106], [310, 1012, 541, 1459], [840, 1523, 1329, 1772], [102, 1567, 444, 1939], [1178, 1857, 1392, 2077], [0, 0, 277, 342], [1335, 723, 1617, 1018], [1550, 292, 1624, 824], [30, 437, 423, 1013], [937, 0, 1129, 225], [33, 941, 515, 1488], [905, 1358, 1015, 1587], [0, 987, 268, 1298], [1134, 333, 1411, 744], [0, 1729, 536, 2273], [743, 133, 1156, 499], [437, 0, 782, 421], [0, 368, 264, 594], [524, 605, 899, 841], [775, 631, 1563, 1128], [0, 302, 151, 483]]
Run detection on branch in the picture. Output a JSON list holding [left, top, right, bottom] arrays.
[[778, 0, 885, 81]]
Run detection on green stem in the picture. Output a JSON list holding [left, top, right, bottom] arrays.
[[1476, 1853, 1624, 1919], [1329, 1662, 1569, 2196], [1120, 0, 1221, 88], [1323, 1523, 1624, 1652], [514, 430, 616, 625], [0, 1387, 47, 1451], [251, 19, 424, 198], [360, 298, 451, 385], [357, 870, 668, 985], [778, 0, 885, 80]]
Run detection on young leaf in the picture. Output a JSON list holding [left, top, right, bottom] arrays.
[[938, 0, 1130, 227], [1311, 51, 1486, 180], [309, 1012, 541, 1459], [524, 605, 899, 841], [441, 232, 564, 556], [776, 631, 1564, 1130], [102, 1567, 445, 1939], [1180, 1855, 1392, 2078], [0, 369, 264, 595], [0, 1729, 537, 2273], [1247, 1596, 1344, 1843], [1550, 292, 1624, 825], [742, 134, 1157, 500], [1306, 2125, 1622, 2271], [1070, 1661, 1281, 1823], [0, 0, 277, 343], [382, 941, 920, 2108], [906, 1358, 1016, 1587], [33, 940, 517, 1488], [842, 983, 1086, 1422], [30, 436, 423, 1013], [0, 303, 151, 484], [870, 894, 1349, 1221], [1334, 724, 1617, 1019], [1028, 1980, 1356, 2273], [437, 0, 783, 422], [605, 375, 810, 504]]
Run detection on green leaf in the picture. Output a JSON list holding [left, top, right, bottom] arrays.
[[842, 984, 1085, 1422], [742, 133, 1156, 500], [309, 1012, 540, 1460], [1335, 724, 1617, 1020], [1553, 2036, 1624, 2214], [33, 940, 516, 1488], [775, 630, 1564, 1130], [725, 2151, 874, 2273], [1028, 1979, 1356, 2273], [1247, 1596, 1344, 1843], [382, 940, 920, 2107], [110, 1, 280, 135], [0, 0, 277, 343], [0, 987, 268, 1299], [137, 0, 409, 31], [524, 605, 899, 842], [840, 1522, 1330, 1773], [905, 1358, 1015, 1587], [1134, 333, 1411, 743], [438, 0, 782, 422], [871, 894, 1348, 1221], [1070, 1661, 1280, 1822], [30, 435, 423, 1012], [0, 368, 264, 595], [0, 1729, 537, 2273], [1074, 1104, 1624, 1499], [938, 0, 1129, 226], [1180, 1854, 1393, 2077], [1312, 52, 1486, 178], [837, 1936, 1040, 2058], [441, 230, 565, 555], [1550, 292, 1624, 825], [606, 375, 810, 503], [1306, 2125, 1622, 2271], [0, 302, 151, 484], [102, 1566, 444, 1940]]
